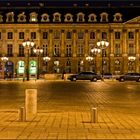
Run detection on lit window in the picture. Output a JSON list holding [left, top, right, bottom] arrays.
[[29, 12, 38, 22]]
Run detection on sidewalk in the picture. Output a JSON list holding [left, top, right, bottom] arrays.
[[0, 106, 140, 139]]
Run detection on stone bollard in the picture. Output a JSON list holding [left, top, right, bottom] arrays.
[[91, 107, 98, 123], [18, 107, 25, 121], [25, 89, 37, 121]]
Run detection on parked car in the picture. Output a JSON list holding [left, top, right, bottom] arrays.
[[67, 71, 102, 82], [116, 73, 140, 82], [103, 73, 112, 79]]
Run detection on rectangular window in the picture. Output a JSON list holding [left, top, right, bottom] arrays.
[[18, 44, 24, 56], [115, 44, 121, 56], [7, 32, 13, 39], [128, 43, 135, 55], [43, 32, 48, 39], [78, 31, 84, 39], [7, 44, 13, 56], [31, 32, 36, 39], [19, 32, 24, 39], [66, 44, 72, 57], [43, 44, 48, 56], [90, 32, 95, 39], [77, 44, 84, 56], [66, 31, 72, 39], [54, 31, 60, 39], [128, 32, 134, 39], [102, 32, 107, 39], [54, 44, 60, 56], [115, 32, 120, 39]]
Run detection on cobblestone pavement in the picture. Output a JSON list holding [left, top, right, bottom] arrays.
[[0, 80, 140, 139]]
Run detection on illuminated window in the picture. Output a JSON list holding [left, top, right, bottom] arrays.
[[128, 43, 135, 55], [77, 44, 84, 56], [53, 44, 60, 57], [43, 44, 48, 56], [29, 12, 38, 22], [66, 44, 72, 57]]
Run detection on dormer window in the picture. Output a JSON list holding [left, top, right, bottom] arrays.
[[41, 13, 50, 22], [29, 12, 38, 22], [100, 12, 108, 22], [17, 12, 26, 22], [53, 12, 61, 22], [0, 15, 3, 22], [113, 13, 122, 22], [64, 13, 73, 22], [6, 12, 14, 22], [88, 14, 97, 22], [77, 12, 85, 22]]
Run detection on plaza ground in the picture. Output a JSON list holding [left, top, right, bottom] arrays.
[[0, 80, 140, 139]]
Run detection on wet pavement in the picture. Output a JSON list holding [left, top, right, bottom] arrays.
[[0, 80, 140, 139]]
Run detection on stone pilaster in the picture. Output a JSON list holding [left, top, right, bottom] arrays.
[[135, 29, 139, 73], [61, 30, 65, 57], [49, 30, 53, 57], [73, 30, 76, 57], [85, 30, 88, 56]]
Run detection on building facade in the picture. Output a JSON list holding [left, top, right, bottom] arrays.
[[0, 1, 140, 78]]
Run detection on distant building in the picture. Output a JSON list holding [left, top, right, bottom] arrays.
[[0, 1, 140, 78]]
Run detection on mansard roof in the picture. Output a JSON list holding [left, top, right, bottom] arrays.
[[0, 0, 140, 24]]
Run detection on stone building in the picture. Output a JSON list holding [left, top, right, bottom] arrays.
[[0, 0, 140, 78]]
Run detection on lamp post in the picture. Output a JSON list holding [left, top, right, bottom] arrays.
[[33, 47, 43, 79], [43, 56, 51, 73], [1, 56, 9, 79], [22, 39, 35, 81], [128, 56, 136, 72], [97, 40, 109, 80], [86, 56, 93, 71], [91, 47, 101, 72]]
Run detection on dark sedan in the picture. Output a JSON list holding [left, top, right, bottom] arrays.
[[67, 72, 102, 82], [116, 73, 140, 82]]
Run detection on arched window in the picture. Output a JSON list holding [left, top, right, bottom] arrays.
[[41, 13, 50, 22], [6, 12, 14, 22], [100, 12, 108, 22], [77, 12, 85, 22], [29, 12, 38, 22], [88, 14, 97, 22], [53, 12, 61, 22], [64, 13, 73, 22], [113, 13, 122, 22], [17, 12, 26, 22]]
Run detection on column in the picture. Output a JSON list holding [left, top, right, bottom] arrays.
[[122, 29, 128, 73], [61, 30, 65, 57], [109, 29, 114, 73], [135, 29, 139, 73], [85, 30, 89, 56], [73, 30, 76, 57]]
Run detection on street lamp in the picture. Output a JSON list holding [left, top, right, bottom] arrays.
[[33, 47, 43, 79], [43, 56, 51, 73], [86, 56, 93, 71], [22, 39, 35, 81], [1, 56, 9, 79], [128, 56, 136, 72], [97, 40, 109, 79]]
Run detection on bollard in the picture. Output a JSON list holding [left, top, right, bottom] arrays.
[[91, 107, 98, 123], [18, 107, 25, 121], [25, 89, 37, 121]]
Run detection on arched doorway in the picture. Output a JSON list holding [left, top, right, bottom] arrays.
[[17, 61, 25, 78], [29, 60, 37, 78]]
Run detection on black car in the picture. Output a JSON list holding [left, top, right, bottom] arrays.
[[68, 72, 102, 82], [116, 73, 140, 82]]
